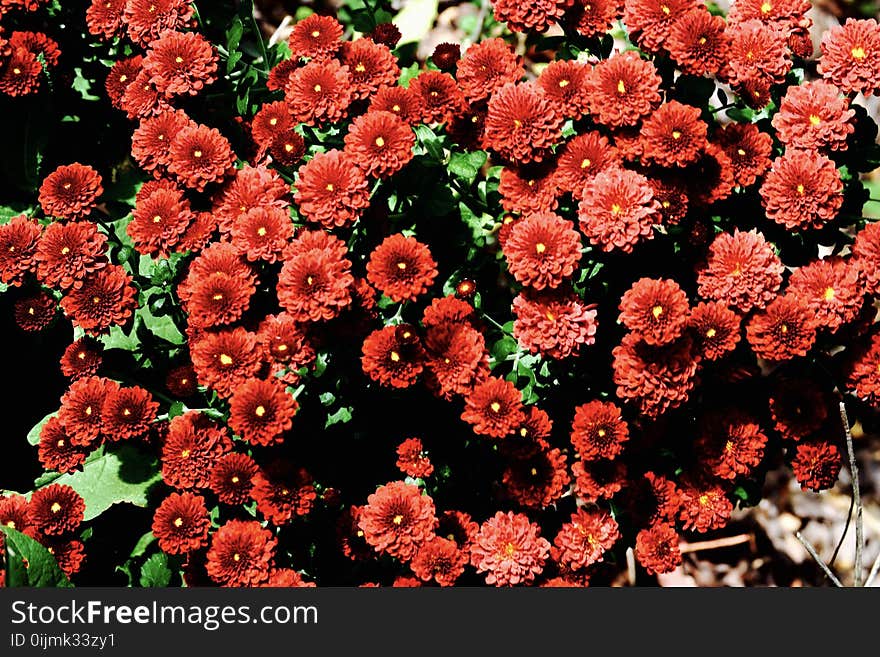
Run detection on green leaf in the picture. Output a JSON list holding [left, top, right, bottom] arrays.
[[130, 531, 156, 559], [1, 525, 73, 587], [491, 336, 518, 363], [34, 446, 162, 522], [448, 151, 488, 185], [0, 204, 31, 224], [140, 552, 171, 587], [27, 411, 57, 446], [414, 124, 445, 161], [325, 406, 353, 429], [138, 305, 185, 345], [98, 324, 140, 352], [72, 67, 100, 101]]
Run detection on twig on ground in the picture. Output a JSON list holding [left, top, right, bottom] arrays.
[[840, 401, 864, 586], [679, 534, 752, 554], [795, 531, 843, 587]]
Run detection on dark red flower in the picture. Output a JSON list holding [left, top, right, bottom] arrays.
[[229, 378, 297, 447], [366, 234, 437, 302], [59, 265, 137, 335], [190, 327, 262, 399], [555, 132, 620, 198], [28, 484, 84, 536], [120, 69, 171, 120], [760, 150, 843, 231], [461, 376, 525, 439], [619, 277, 689, 346], [424, 323, 486, 398], [819, 18, 880, 97], [571, 459, 627, 503], [687, 301, 741, 360], [251, 462, 316, 526], [268, 128, 306, 168], [846, 333, 880, 406], [746, 294, 819, 361], [206, 520, 276, 587], [552, 508, 620, 572], [165, 363, 197, 398], [14, 291, 55, 332], [697, 229, 784, 313], [361, 325, 425, 389], [432, 43, 461, 71], [213, 164, 290, 234], [45, 538, 86, 577], [9, 31, 60, 68], [396, 438, 434, 479], [639, 100, 707, 167], [772, 80, 855, 152], [131, 110, 196, 177], [86, 0, 126, 40], [536, 59, 591, 120], [0, 495, 31, 534], [787, 257, 863, 332], [101, 385, 158, 441], [585, 51, 661, 128], [715, 122, 773, 188], [482, 83, 562, 164], [286, 58, 352, 126], [635, 523, 681, 575], [678, 477, 733, 533], [124, 0, 194, 47], [369, 85, 426, 126], [59, 337, 102, 380], [288, 13, 343, 61], [512, 290, 598, 359], [504, 212, 581, 290], [231, 206, 293, 263], [624, 0, 697, 53], [769, 377, 829, 441], [152, 492, 210, 554], [294, 150, 371, 229], [578, 166, 659, 253], [570, 400, 629, 461], [726, 19, 791, 88], [178, 242, 256, 329], [39, 163, 103, 220], [359, 481, 437, 561], [0, 46, 41, 96], [339, 38, 398, 100], [36, 221, 107, 290], [58, 376, 117, 447], [697, 411, 769, 480], [470, 511, 550, 586], [167, 124, 236, 192], [38, 416, 90, 474], [498, 163, 560, 215], [568, 0, 623, 38], [343, 110, 415, 178], [667, 7, 729, 76], [792, 440, 842, 491], [455, 38, 523, 103], [128, 182, 194, 258], [408, 70, 465, 124], [210, 452, 259, 505], [0, 214, 40, 287], [144, 29, 217, 98], [105, 56, 142, 109], [250, 101, 294, 152], [277, 236, 354, 322], [502, 445, 570, 509], [492, 0, 570, 33], [161, 411, 232, 490], [410, 537, 466, 586]]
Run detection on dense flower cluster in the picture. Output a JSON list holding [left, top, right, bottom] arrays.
[[2, 0, 876, 589]]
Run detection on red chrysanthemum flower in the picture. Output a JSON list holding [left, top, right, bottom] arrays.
[[120, 69, 172, 120], [359, 481, 437, 561], [396, 438, 434, 479], [648, 177, 689, 225], [410, 536, 466, 586], [190, 327, 262, 399], [86, 0, 126, 40], [787, 257, 863, 332], [38, 163, 103, 220], [28, 484, 84, 536], [277, 245, 354, 323], [343, 110, 415, 179], [571, 459, 627, 503], [585, 51, 661, 128], [361, 325, 425, 389], [853, 221, 880, 295], [131, 109, 196, 176], [268, 128, 306, 168], [726, 0, 811, 27], [677, 478, 733, 533], [368, 22, 402, 48], [424, 323, 486, 398], [482, 82, 562, 164], [210, 452, 259, 505], [624, 0, 697, 53], [555, 132, 620, 199], [635, 523, 682, 575], [38, 416, 90, 474], [612, 333, 700, 417], [213, 163, 289, 228], [819, 18, 880, 97], [0, 494, 31, 534], [455, 38, 524, 103], [432, 43, 461, 71], [294, 150, 371, 229], [498, 164, 560, 215], [470, 511, 550, 586], [59, 265, 137, 335], [697, 412, 769, 480], [619, 277, 689, 346], [578, 166, 659, 253], [340, 38, 399, 100], [0, 46, 41, 96], [105, 56, 142, 109], [366, 234, 437, 302], [167, 124, 236, 192], [0, 214, 40, 287], [697, 229, 784, 313], [461, 376, 525, 439], [59, 337, 102, 380], [746, 294, 819, 361], [551, 508, 620, 572], [129, 184, 195, 259], [9, 31, 60, 68], [206, 520, 276, 587], [687, 301, 741, 360], [768, 377, 829, 441], [151, 492, 210, 555], [288, 13, 343, 61], [681, 143, 736, 206], [100, 385, 158, 441], [178, 243, 256, 329], [422, 296, 474, 328], [231, 206, 293, 263], [536, 59, 591, 120], [760, 150, 843, 230], [502, 446, 570, 509], [492, 0, 570, 33], [639, 100, 707, 167], [570, 400, 628, 461], [35, 221, 107, 290], [124, 0, 194, 47], [166, 363, 197, 398], [144, 30, 217, 98], [408, 70, 465, 124], [251, 463, 316, 526], [447, 103, 488, 149], [568, 0, 623, 38], [726, 19, 791, 87], [45, 538, 86, 577], [791, 440, 842, 492], [229, 378, 297, 447], [161, 411, 233, 490], [846, 333, 880, 406], [257, 312, 315, 371], [286, 58, 352, 126], [250, 100, 294, 152], [666, 7, 729, 76], [504, 212, 581, 290], [772, 81, 855, 152], [369, 85, 426, 126], [715, 122, 774, 188], [58, 376, 118, 447], [512, 290, 598, 359], [14, 292, 55, 332], [266, 58, 298, 92]]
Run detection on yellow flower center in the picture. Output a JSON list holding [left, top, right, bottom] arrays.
[[546, 311, 556, 322], [580, 158, 591, 169], [504, 542, 517, 556], [671, 130, 681, 139], [375, 136, 385, 147], [611, 203, 621, 215], [51, 502, 62, 513], [535, 242, 546, 254], [355, 63, 366, 73], [390, 351, 400, 362], [760, 1, 772, 12], [173, 517, 183, 527], [233, 553, 241, 562], [490, 401, 501, 413], [397, 261, 407, 270], [780, 324, 788, 334], [392, 514, 404, 525], [617, 80, 626, 94], [796, 184, 805, 194], [153, 214, 162, 223], [737, 148, 746, 156], [852, 46, 866, 60], [269, 117, 278, 126], [558, 79, 570, 88], [824, 286, 835, 301], [231, 475, 240, 484], [219, 353, 233, 365], [314, 84, 322, 92], [652, 305, 664, 318], [193, 150, 202, 158], [326, 183, 334, 192], [661, 5, 670, 14], [255, 405, 266, 417], [61, 246, 70, 255], [175, 56, 183, 64], [706, 327, 717, 338], [257, 226, 267, 237], [809, 114, 821, 126]]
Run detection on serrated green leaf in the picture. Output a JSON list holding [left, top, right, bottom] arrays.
[[1, 525, 73, 587], [33, 446, 161, 522], [140, 552, 171, 587], [98, 323, 140, 352], [325, 406, 353, 428]]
